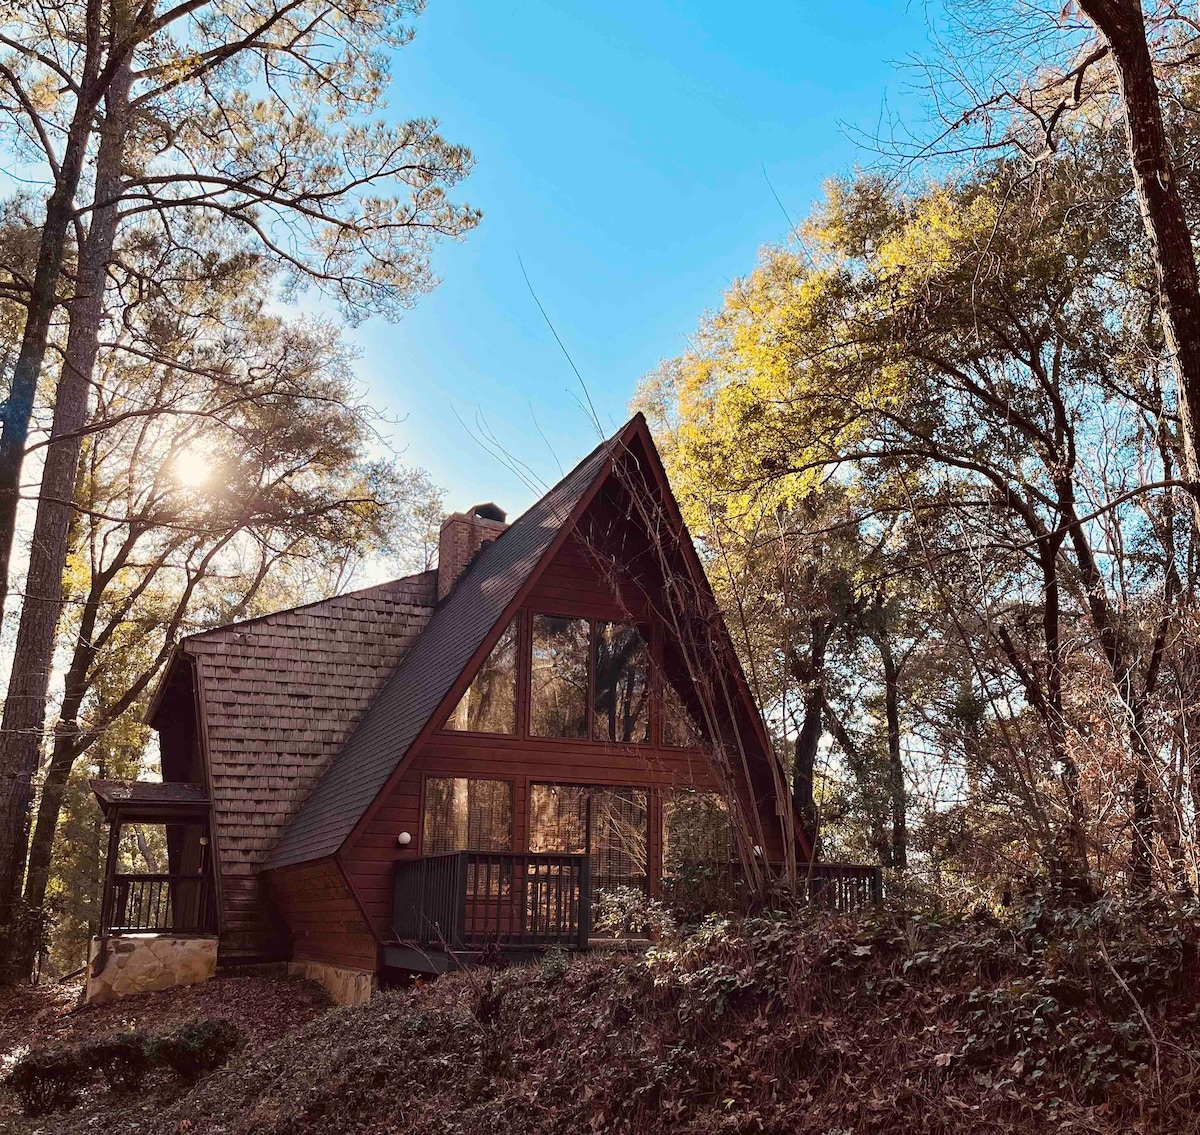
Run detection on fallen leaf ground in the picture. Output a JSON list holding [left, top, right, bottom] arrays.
[[0, 967, 330, 1133], [5, 900, 1200, 1134]]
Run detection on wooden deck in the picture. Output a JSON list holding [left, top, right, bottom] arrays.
[[385, 852, 882, 973], [390, 851, 591, 950]]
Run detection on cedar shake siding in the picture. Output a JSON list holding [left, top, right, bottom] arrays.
[[151, 572, 437, 961]]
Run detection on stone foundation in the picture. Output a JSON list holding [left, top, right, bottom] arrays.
[[85, 935, 218, 1005], [288, 959, 375, 1006]]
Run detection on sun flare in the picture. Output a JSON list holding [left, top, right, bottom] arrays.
[[170, 443, 215, 489]]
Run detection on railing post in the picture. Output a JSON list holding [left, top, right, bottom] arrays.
[[391, 862, 402, 941], [577, 852, 591, 949], [453, 851, 469, 951]]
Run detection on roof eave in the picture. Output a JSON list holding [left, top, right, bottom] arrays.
[[143, 644, 192, 729]]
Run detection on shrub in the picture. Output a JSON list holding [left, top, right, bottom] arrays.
[[594, 885, 677, 939], [6, 1047, 84, 1116], [5, 1017, 243, 1114], [150, 1018, 241, 1080], [82, 1032, 151, 1091], [540, 946, 569, 982], [660, 863, 753, 920]]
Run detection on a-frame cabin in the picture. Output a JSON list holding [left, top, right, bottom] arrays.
[[89, 415, 878, 1005]]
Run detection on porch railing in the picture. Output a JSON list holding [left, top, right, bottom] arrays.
[[106, 872, 217, 935], [799, 863, 883, 910], [662, 860, 882, 914], [392, 852, 591, 951]]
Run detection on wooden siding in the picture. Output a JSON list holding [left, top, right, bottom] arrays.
[[346, 733, 727, 936], [524, 531, 651, 622], [264, 858, 377, 970], [162, 573, 437, 959]]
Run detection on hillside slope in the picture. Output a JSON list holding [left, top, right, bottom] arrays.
[[153, 900, 1200, 1134]]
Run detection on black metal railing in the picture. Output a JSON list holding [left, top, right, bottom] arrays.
[[662, 860, 882, 914], [392, 852, 591, 950], [106, 873, 217, 934], [799, 863, 883, 910]]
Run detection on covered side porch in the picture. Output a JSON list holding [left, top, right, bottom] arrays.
[[87, 780, 219, 1004]]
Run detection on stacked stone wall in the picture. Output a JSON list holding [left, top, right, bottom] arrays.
[[287, 959, 375, 1005], [85, 935, 218, 1005]]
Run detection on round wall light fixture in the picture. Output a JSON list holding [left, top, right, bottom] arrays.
[[397, 831, 412, 847]]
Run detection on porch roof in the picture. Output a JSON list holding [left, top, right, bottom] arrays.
[[90, 779, 209, 822]]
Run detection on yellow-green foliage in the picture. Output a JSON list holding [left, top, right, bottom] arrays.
[[644, 144, 1126, 545]]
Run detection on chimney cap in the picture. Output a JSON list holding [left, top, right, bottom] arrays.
[[470, 502, 506, 524]]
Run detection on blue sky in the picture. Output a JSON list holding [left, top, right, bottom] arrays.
[[349, 1, 934, 516]]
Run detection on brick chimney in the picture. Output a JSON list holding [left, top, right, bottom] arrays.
[[437, 503, 508, 600]]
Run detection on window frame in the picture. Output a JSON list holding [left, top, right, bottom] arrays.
[[417, 773, 515, 856], [526, 779, 652, 894], [591, 618, 653, 746], [527, 611, 594, 741], [661, 787, 734, 872], [526, 611, 660, 747], [659, 672, 703, 750], [432, 608, 708, 752]]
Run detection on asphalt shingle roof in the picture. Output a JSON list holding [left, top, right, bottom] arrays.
[[266, 426, 619, 869]]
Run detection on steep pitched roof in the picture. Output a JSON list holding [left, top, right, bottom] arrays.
[[266, 424, 622, 869]]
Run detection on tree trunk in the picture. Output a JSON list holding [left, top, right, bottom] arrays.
[[0, 63, 130, 982], [86, 752, 106, 963], [17, 533, 109, 972], [133, 826, 160, 874], [1128, 701, 1157, 892], [790, 620, 832, 852], [1039, 533, 1090, 883], [15, 734, 83, 966], [0, 33, 105, 632], [1185, 652, 1200, 874], [1130, 766, 1154, 891], [1077, 0, 1200, 508], [0, 109, 96, 975], [877, 636, 907, 870]]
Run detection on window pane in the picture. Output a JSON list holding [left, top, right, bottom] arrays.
[[528, 783, 588, 853], [662, 677, 703, 748], [530, 615, 590, 738], [592, 622, 650, 744], [591, 787, 648, 894], [662, 790, 732, 872], [529, 783, 649, 895], [467, 780, 514, 851], [445, 619, 517, 733], [421, 777, 512, 854]]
